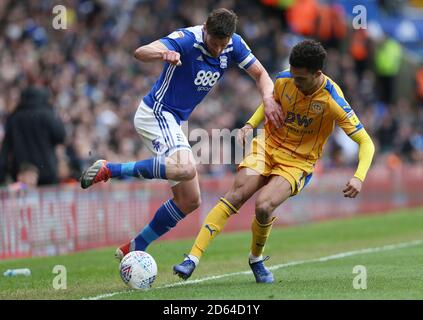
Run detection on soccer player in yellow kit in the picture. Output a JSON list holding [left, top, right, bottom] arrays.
[[173, 40, 375, 283]]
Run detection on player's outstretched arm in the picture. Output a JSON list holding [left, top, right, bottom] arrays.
[[134, 40, 182, 66], [245, 60, 284, 128], [343, 129, 375, 198]]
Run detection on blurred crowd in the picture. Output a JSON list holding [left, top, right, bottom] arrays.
[[0, 0, 422, 187]]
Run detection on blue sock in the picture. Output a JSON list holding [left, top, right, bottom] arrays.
[[106, 156, 166, 179], [133, 199, 185, 251]]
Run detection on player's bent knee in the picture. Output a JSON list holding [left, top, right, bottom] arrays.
[[187, 195, 201, 212], [182, 163, 197, 180], [255, 200, 275, 218], [174, 163, 196, 181], [190, 197, 201, 212]]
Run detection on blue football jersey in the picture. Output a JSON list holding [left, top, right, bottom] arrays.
[[143, 25, 256, 123]]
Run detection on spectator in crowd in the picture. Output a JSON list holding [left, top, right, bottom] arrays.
[[349, 29, 372, 79], [7, 162, 39, 191], [0, 86, 66, 185], [375, 112, 399, 154], [374, 35, 403, 105]]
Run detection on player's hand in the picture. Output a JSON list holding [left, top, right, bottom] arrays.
[[237, 124, 254, 147], [343, 177, 362, 198], [263, 96, 284, 129], [162, 50, 182, 66]]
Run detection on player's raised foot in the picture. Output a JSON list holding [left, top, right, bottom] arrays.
[[249, 256, 274, 283], [80, 159, 111, 189], [115, 242, 132, 261], [173, 255, 196, 280]]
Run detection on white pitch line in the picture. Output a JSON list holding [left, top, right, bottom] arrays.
[[82, 239, 423, 300], [82, 290, 129, 300]]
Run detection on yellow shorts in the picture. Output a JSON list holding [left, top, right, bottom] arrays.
[[239, 135, 313, 196]]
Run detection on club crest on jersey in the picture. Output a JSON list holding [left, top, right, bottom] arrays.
[[219, 56, 227, 69], [310, 102, 323, 113]]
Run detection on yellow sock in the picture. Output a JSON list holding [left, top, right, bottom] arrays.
[[190, 198, 238, 259], [250, 216, 276, 257]]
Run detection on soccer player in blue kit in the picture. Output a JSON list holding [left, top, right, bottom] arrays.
[[80, 8, 283, 260]]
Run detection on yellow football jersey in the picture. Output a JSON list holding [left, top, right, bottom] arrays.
[[263, 70, 363, 172]]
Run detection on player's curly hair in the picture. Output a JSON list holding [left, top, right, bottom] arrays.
[[289, 40, 327, 73], [206, 8, 238, 39]]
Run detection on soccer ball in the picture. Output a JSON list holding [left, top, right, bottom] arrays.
[[119, 251, 158, 289]]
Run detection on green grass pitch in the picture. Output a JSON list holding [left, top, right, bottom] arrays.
[[1, 207, 422, 300]]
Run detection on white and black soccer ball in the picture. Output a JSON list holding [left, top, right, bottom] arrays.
[[119, 251, 158, 289]]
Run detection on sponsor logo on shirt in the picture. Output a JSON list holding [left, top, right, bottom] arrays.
[[219, 56, 227, 69]]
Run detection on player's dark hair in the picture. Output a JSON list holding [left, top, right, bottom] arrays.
[[206, 8, 238, 38], [289, 40, 327, 73]]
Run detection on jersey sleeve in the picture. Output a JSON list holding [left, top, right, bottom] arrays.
[[349, 129, 375, 181], [159, 29, 194, 55], [232, 34, 256, 70], [246, 103, 265, 128], [329, 82, 364, 136]]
